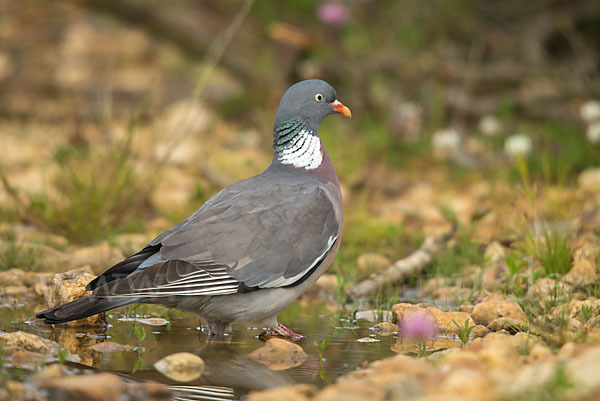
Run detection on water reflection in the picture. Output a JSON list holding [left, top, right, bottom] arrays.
[[139, 342, 297, 400], [3, 300, 398, 399]]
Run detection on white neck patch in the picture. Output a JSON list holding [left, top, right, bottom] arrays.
[[277, 129, 322, 170]]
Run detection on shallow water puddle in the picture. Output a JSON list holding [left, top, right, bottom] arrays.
[[0, 299, 458, 399]]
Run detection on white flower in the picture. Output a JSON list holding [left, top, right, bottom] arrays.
[[504, 134, 532, 158], [587, 121, 600, 144], [432, 128, 461, 157], [478, 115, 501, 137], [580, 100, 600, 123]]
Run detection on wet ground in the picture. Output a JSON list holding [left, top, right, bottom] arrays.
[[1, 299, 401, 399]]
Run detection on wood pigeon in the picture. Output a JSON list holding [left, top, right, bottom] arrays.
[[37, 79, 351, 339]]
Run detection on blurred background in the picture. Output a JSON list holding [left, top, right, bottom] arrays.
[[0, 0, 599, 281]]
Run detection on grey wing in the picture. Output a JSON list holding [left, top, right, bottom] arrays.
[[96, 259, 240, 297], [95, 179, 340, 298], [160, 181, 340, 289]]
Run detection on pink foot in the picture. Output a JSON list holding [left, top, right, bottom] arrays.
[[264, 323, 304, 341]]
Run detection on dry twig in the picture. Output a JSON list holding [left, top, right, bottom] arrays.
[[348, 223, 457, 298]]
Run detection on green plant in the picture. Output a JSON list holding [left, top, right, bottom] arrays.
[[313, 337, 332, 383], [0, 239, 38, 271], [26, 102, 154, 244], [431, 232, 484, 278], [132, 354, 144, 374], [452, 318, 475, 347], [506, 252, 526, 277], [504, 252, 528, 298], [415, 340, 428, 358], [580, 304, 597, 322], [524, 228, 572, 276], [57, 346, 69, 364], [335, 272, 347, 311], [132, 324, 147, 374], [133, 324, 147, 344], [373, 287, 398, 322]]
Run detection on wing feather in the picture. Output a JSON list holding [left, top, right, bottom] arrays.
[[93, 173, 341, 297]]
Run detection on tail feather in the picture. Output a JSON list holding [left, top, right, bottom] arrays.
[[36, 296, 141, 324]]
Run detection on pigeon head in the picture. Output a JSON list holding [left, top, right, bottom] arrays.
[[272, 80, 351, 170], [274, 79, 351, 128]]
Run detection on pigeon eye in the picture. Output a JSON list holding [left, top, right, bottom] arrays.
[[314, 93, 324, 102]]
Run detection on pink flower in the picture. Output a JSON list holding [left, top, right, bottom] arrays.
[[398, 311, 438, 340], [316, 2, 349, 26]]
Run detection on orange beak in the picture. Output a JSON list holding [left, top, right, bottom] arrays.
[[329, 100, 352, 118]]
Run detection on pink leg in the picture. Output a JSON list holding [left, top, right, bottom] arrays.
[[274, 322, 304, 340], [264, 322, 304, 340]]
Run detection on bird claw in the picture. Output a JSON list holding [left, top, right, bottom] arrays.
[[260, 323, 304, 341]]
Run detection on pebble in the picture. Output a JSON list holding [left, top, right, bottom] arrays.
[[154, 352, 205, 382], [471, 293, 526, 325], [247, 338, 307, 370]]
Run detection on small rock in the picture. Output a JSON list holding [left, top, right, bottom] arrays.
[[112, 233, 150, 255], [247, 338, 307, 370], [578, 168, 600, 193], [4, 286, 28, 296], [484, 241, 507, 263], [356, 253, 391, 274], [471, 325, 490, 338], [371, 322, 397, 336], [117, 317, 169, 326], [461, 265, 483, 287], [392, 303, 473, 336], [247, 383, 318, 401], [357, 337, 380, 343], [5, 380, 40, 401], [426, 307, 473, 336], [384, 375, 424, 400], [439, 368, 495, 401], [8, 350, 45, 369], [71, 243, 124, 275], [469, 332, 522, 371], [313, 274, 338, 294], [565, 344, 600, 395], [0, 268, 53, 288], [528, 343, 553, 362], [91, 342, 136, 353], [479, 263, 508, 291], [0, 331, 59, 353], [487, 317, 528, 333], [42, 373, 126, 401], [29, 363, 68, 387], [471, 293, 527, 325], [528, 278, 570, 302], [46, 269, 106, 326], [420, 277, 454, 295], [563, 248, 598, 287], [154, 352, 205, 382], [558, 342, 577, 359], [391, 303, 423, 322], [566, 298, 600, 321], [506, 362, 555, 395], [354, 310, 393, 322], [431, 286, 472, 304]]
